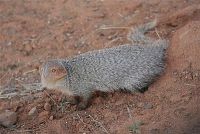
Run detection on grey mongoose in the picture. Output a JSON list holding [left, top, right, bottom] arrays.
[[40, 20, 168, 110]]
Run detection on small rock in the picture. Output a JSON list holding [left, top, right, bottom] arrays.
[[0, 110, 17, 127], [137, 102, 143, 108], [44, 102, 51, 111], [7, 41, 12, 46], [143, 103, 153, 109], [28, 106, 37, 116], [49, 115, 53, 120]]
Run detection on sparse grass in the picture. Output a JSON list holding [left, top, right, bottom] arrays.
[[128, 120, 144, 134]]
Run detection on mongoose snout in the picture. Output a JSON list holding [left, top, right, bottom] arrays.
[[40, 20, 168, 110]]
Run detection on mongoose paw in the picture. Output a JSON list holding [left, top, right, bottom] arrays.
[[69, 99, 78, 105], [65, 96, 79, 105], [99, 92, 108, 98], [70, 97, 79, 105], [76, 102, 88, 110], [139, 86, 149, 93]]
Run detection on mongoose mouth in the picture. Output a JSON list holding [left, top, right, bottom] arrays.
[[41, 75, 67, 89], [54, 74, 67, 82], [43, 74, 66, 84]]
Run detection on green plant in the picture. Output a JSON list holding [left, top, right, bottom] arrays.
[[128, 120, 144, 134]]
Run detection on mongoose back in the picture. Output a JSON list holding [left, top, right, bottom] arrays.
[[40, 20, 168, 109]]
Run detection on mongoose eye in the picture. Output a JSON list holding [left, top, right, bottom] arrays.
[[51, 69, 57, 73]]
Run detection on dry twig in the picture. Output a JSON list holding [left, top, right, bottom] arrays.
[[77, 114, 87, 125], [104, 37, 123, 47], [43, 90, 59, 108], [98, 26, 130, 30], [155, 28, 161, 39], [127, 106, 133, 119], [89, 114, 110, 134], [23, 69, 38, 75]]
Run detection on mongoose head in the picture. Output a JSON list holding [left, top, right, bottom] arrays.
[[40, 60, 68, 89]]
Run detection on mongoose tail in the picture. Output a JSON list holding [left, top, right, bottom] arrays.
[[127, 19, 157, 43]]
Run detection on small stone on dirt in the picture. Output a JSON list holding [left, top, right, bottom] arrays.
[[143, 103, 153, 109], [0, 110, 17, 127], [137, 102, 143, 108], [28, 106, 37, 116], [44, 102, 51, 111], [49, 115, 53, 120]]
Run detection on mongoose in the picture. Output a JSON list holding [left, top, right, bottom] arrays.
[[40, 20, 168, 110]]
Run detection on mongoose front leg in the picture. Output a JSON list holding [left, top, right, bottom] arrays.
[[66, 96, 79, 105], [77, 92, 92, 110]]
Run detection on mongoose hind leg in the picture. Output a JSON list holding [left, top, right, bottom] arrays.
[[138, 86, 149, 93], [96, 91, 108, 98]]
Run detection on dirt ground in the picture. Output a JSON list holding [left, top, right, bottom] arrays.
[[0, 0, 200, 134]]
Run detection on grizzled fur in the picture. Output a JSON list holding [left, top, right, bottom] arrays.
[[40, 20, 168, 109]]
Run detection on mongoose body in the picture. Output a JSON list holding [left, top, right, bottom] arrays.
[[40, 20, 168, 109]]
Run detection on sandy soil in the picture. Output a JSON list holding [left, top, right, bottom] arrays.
[[0, 0, 200, 134]]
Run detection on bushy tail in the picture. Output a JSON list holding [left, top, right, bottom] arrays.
[[127, 19, 157, 44]]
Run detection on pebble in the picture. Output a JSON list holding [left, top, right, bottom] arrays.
[[0, 110, 17, 127], [143, 102, 153, 109], [28, 106, 37, 116], [49, 115, 53, 120], [44, 102, 51, 111], [7, 41, 12, 46], [137, 102, 143, 108]]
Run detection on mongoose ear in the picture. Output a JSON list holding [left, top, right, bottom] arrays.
[[57, 66, 68, 76]]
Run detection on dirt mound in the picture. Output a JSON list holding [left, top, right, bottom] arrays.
[[145, 20, 200, 134]]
